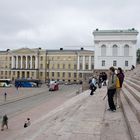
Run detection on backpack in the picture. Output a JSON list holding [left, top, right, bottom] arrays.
[[116, 76, 120, 88]]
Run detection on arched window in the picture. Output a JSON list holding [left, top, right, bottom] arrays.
[[101, 45, 106, 56], [112, 45, 118, 56], [124, 45, 129, 56]]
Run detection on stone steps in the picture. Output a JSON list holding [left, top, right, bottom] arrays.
[[126, 77, 140, 86], [123, 82, 140, 103], [122, 87, 140, 122], [121, 68, 140, 140], [132, 76, 140, 81], [120, 93, 140, 140], [125, 79, 140, 92]]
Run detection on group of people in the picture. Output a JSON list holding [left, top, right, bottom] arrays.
[[89, 72, 108, 95], [107, 67, 124, 112], [89, 66, 125, 112], [1, 114, 31, 131]]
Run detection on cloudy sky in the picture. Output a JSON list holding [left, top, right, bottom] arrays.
[[0, 0, 140, 50]]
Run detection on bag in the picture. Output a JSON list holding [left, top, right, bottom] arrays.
[[116, 77, 120, 88]]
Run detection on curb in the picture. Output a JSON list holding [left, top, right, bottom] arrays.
[[0, 88, 48, 106]]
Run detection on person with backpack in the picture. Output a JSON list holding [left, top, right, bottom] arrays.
[[107, 67, 117, 112], [114, 67, 125, 108]]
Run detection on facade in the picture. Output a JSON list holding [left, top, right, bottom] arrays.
[[0, 48, 94, 83], [93, 29, 139, 70]]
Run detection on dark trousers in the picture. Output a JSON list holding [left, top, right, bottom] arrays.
[[107, 89, 116, 110], [90, 85, 97, 95]]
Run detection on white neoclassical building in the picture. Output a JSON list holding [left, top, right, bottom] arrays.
[[93, 29, 139, 70]]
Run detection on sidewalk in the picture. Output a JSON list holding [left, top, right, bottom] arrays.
[[0, 86, 131, 140], [0, 84, 48, 105]]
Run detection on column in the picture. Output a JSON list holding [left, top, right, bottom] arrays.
[[26, 56, 28, 69], [21, 56, 23, 69], [30, 56, 33, 69], [11, 56, 14, 68], [89, 56, 91, 70], [77, 55, 79, 70], [83, 56, 85, 70], [35, 56, 38, 69], [16, 56, 18, 69]]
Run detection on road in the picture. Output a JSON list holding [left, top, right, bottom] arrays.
[[0, 84, 82, 119]]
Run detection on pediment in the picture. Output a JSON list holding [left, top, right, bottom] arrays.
[[11, 48, 37, 54]]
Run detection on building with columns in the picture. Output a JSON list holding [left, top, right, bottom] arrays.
[[93, 29, 139, 70], [0, 47, 94, 83], [46, 48, 94, 83]]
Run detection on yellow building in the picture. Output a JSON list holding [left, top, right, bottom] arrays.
[[0, 47, 94, 83]]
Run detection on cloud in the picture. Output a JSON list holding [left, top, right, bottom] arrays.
[[0, 0, 140, 50]]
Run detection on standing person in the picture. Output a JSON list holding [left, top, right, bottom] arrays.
[[98, 73, 103, 88], [107, 67, 117, 112], [114, 67, 125, 108], [4, 92, 7, 101], [1, 114, 8, 131], [89, 76, 97, 95]]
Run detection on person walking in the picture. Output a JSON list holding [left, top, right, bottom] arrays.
[[114, 67, 125, 108], [89, 76, 97, 95], [107, 67, 117, 112], [1, 114, 8, 131], [24, 118, 31, 128]]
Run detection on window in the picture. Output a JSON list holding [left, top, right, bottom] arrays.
[[57, 64, 60, 69], [124, 45, 129, 56], [32, 72, 34, 76], [80, 63, 82, 69], [125, 61, 128, 66], [85, 64, 88, 70], [74, 64, 77, 70], [63, 64, 65, 69], [113, 60, 117, 66], [91, 64, 94, 69], [40, 72, 43, 77], [40, 56, 43, 61], [52, 72, 54, 77], [62, 72, 65, 77], [101, 45, 106, 56], [112, 45, 118, 56], [68, 64, 71, 69], [68, 73, 71, 77], [102, 60, 105, 66], [74, 73, 77, 77], [91, 56, 94, 61], [79, 73, 82, 78], [57, 72, 60, 77]]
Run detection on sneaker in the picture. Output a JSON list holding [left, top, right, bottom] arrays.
[[107, 108, 111, 111], [117, 106, 120, 109], [112, 110, 116, 112]]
